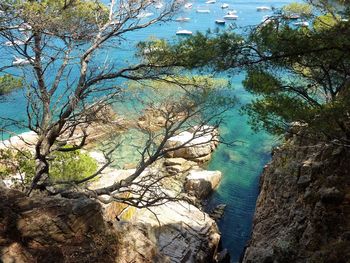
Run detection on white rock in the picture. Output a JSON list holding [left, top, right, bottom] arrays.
[[185, 170, 222, 198]]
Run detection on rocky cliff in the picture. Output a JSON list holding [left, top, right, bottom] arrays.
[[242, 130, 350, 262], [0, 187, 121, 263]]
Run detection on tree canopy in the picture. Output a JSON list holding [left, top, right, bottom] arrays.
[[161, 0, 350, 144]]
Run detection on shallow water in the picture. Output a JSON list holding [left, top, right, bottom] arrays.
[[0, 0, 296, 261]]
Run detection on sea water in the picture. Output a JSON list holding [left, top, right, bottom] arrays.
[[0, 0, 297, 261]]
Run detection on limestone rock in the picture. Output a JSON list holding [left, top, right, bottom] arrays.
[[185, 170, 222, 199]]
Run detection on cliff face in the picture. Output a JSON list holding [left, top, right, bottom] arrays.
[[0, 187, 120, 263], [0, 186, 178, 263], [242, 132, 350, 263]]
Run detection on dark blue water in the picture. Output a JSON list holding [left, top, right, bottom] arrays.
[[0, 0, 296, 261]]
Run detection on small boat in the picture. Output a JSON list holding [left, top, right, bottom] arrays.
[[136, 12, 153, 18], [184, 3, 193, 9], [175, 17, 191, 22], [110, 20, 121, 25], [224, 14, 238, 20], [215, 19, 226, 25], [4, 40, 25, 46], [227, 10, 237, 15], [221, 3, 229, 9], [206, 0, 216, 4], [294, 21, 309, 27], [13, 56, 32, 66], [196, 9, 210, 13], [154, 2, 163, 9], [18, 23, 32, 31], [286, 14, 300, 20], [256, 6, 271, 11], [176, 29, 193, 35]]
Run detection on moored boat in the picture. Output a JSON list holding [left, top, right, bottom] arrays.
[[196, 9, 210, 13], [224, 12, 238, 20], [257, 6, 271, 11], [215, 19, 226, 25], [176, 29, 193, 35], [136, 12, 153, 18], [12, 56, 32, 66], [294, 21, 309, 27], [221, 3, 229, 9], [175, 17, 191, 22], [184, 3, 193, 9]]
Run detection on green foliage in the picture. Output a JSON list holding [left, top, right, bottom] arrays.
[[0, 147, 98, 185], [282, 2, 313, 17], [313, 13, 341, 31], [241, 1, 350, 139], [138, 32, 244, 70], [0, 75, 23, 96], [49, 148, 98, 182], [0, 149, 35, 186], [14, 0, 108, 39]]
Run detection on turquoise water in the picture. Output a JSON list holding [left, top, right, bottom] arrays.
[[0, 0, 295, 261]]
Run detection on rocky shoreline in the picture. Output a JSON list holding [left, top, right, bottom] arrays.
[[0, 124, 228, 262], [88, 127, 228, 263]]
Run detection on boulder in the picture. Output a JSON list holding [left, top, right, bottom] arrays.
[[184, 170, 222, 199], [164, 126, 218, 163], [164, 157, 197, 175]]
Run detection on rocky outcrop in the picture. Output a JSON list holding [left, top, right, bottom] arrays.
[[164, 126, 219, 163], [242, 132, 350, 262], [164, 157, 198, 175], [0, 187, 120, 263], [184, 170, 222, 199], [88, 165, 222, 263], [130, 201, 221, 263]]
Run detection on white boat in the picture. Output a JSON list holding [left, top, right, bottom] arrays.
[[257, 6, 271, 11], [175, 17, 191, 22], [206, 0, 216, 4], [4, 40, 25, 46], [215, 19, 226, 25], [136, 12, 153, 18], [286, 14, 300, 19], [176, 29, 193, 35], [110, 20, 121, 26], [294, 21, 309, 27], [184, 3, 193, 9], [227, 10, 237, 15], [18, 23, 32, 31], [12, 57, 32, 66], [154, 2, 163, 9], [224, 14, 238, 20], [196, 9, 210, 13], [221, 3, 229, 9]]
